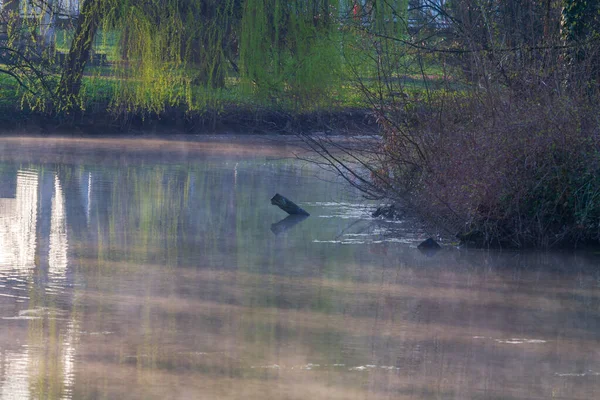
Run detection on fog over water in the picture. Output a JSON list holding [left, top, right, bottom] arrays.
[[0, 136, 599, 400]]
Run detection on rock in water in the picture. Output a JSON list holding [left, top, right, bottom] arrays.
[[270, 193, 310, 216], [417, 238, 441, 250], [417, 238, 441, 257]]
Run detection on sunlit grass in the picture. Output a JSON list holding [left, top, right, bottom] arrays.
[[0, 29, 450, 119]]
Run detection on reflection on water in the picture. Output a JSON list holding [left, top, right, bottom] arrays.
[[49, 174, 68, 282], [0, 168, 76, 400], [0, 136, 599, 400], [0, 170, 36, 400], [0, 349, 29, 400], [271, 214, 309, 235], [0, 170, 38, 271]]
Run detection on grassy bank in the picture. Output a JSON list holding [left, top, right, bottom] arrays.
[[0, 72, 377, 135]]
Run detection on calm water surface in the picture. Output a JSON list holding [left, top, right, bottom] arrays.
[[0, 136, 599, 400]]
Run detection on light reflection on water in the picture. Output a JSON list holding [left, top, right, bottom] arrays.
[[0, 170, 38, 272], [0, 136, 598, 400]]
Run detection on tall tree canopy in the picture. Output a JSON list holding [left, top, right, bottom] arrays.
[[4, 0, 350, 112], [1, 0, 417, 113]]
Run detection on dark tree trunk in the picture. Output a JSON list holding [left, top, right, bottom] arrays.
[[57, 0, 102, 110]]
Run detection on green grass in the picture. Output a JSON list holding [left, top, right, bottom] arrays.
[[0, 73, 22, 107], [1, 27, 450, 121], [0, 68, 369, 118], [0, 63, 440, 119], [56, 29, 121, 61]]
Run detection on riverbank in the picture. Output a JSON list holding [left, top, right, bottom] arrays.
[[0, 102, 378, 136]]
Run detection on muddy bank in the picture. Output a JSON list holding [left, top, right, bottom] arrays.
[[0, 103, 378, 136]]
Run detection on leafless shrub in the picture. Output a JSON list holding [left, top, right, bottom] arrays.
[[305, 0, 600, 248]]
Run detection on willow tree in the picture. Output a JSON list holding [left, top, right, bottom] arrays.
[[57, 0, 106, 110], [0, 0, 63, 108], [178, 0, 242, 89], [53, 0, 243, 113], [239, 0, 342, 106], [54, 0, 348, 114]]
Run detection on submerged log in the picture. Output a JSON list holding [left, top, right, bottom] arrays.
[[270, 194, 310, 216]]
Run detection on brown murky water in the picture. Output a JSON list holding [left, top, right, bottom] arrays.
[[0, 136, 599, 400]]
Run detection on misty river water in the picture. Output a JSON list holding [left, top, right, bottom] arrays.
[[0, 135, 599, 400]]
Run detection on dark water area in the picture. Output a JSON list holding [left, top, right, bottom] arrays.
[[0, 136, 599, 400]]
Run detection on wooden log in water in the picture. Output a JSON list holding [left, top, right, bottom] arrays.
[[270, 193, 310, 216]]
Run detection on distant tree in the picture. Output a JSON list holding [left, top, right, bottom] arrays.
[[0, 0, 57, 103], [57, 0, 104, 109], [239, 0, 342, 104], [4, 0, 349, 112]]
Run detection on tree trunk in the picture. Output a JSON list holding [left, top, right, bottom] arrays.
[[41, 0, 56, 49], [57, 0, 103, 110]]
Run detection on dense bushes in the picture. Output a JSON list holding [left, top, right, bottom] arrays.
[[311, 0, 600, 248], [393, 93, 600, 248], [369, 79, 600, 249]]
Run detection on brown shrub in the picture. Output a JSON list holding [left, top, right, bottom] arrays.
[[381, 92, 600, 248]]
